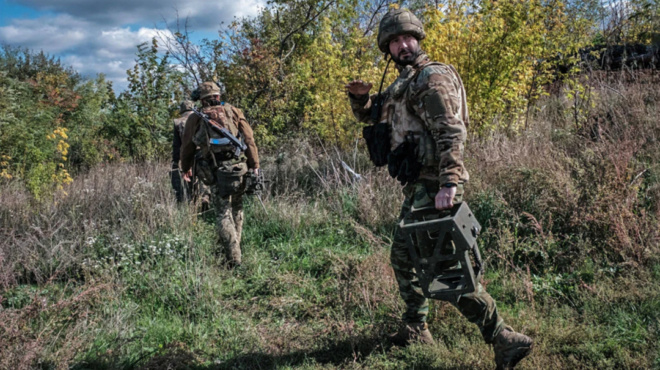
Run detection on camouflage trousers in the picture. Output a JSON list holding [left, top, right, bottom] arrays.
[[211, 184, 245, 265], [391, 179, 505, 344], [171, 167, 211, 206], [170, 168, 193, 203]]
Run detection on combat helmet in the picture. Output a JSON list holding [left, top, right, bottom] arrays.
[[377, 8, 426, 53], [199, 81, 221, 100], [179, 100, 194, 114]]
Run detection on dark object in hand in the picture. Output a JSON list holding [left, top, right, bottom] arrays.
[[245, 171, 265, 196], [388, 133, 421, 185]]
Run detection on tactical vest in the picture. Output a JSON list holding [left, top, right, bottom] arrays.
[[381, 61, 445, 184], [174, 111, 193, 138]]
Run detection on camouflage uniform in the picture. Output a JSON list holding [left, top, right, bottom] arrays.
[[171, 103, 194, 202], [180, 84, 260, 266], [349, 53, 505, 344]]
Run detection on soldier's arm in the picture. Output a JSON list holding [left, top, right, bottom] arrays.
[[172, 121, 181, 169], [234, 107, 260, 170], [347, 92, 378, 123], [346, 80, 376, 123], [413, 66, 468, 186], [179, 114, 200, 173]]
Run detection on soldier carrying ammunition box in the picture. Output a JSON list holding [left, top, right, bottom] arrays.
[[346, 9, 533, 369]]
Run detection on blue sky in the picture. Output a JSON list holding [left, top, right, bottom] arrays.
[[0, 0, 265, 91]]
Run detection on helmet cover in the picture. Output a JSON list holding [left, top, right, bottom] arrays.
[[377, 9, 426, 54]]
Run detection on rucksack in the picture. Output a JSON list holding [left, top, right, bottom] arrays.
[[192, 103, 245, 161], [192, 103, 248, 194]]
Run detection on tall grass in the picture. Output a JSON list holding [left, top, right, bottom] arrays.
[[1, 72, 659, 369]]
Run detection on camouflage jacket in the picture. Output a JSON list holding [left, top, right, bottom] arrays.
[[349, 53, 469, 186], [180, 104, 259, 173], [172, 111, 193, 169]]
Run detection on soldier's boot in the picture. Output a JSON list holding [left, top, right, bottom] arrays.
[[225, 243, 242, 269], [390, 322, 435, 346], [493, 327, 533, 370]]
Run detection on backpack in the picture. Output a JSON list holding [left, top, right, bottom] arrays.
[[192, 103, 245, 161], [193, 103, 248, 194]]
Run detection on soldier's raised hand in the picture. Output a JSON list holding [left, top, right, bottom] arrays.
[[345, 80, 373, 96]]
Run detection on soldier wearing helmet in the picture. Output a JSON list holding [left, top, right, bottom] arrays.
[[346, 8, 532, 368], [180, 82, 260, 268]]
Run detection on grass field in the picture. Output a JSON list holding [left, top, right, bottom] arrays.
[[1, 74, 659, 369]]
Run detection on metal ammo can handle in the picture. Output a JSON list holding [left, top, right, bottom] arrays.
[[399, 202, 463, 230]]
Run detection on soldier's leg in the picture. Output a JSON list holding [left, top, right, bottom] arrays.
[[391, 196, 429, 324], [170, 168, 185, 203], [445, 282, 531, 367], [212, 190, 241, 265], [231, 191, 244, 246], [448, 284, 505, 343], [193, 180, 211, 212], [438, 183, 505, 343]]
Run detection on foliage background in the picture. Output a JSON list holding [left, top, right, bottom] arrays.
[[1, 0, 657, 195], [1, 0, 659, 368]]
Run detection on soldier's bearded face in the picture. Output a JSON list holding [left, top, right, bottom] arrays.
[[389, 34, 420, 66]]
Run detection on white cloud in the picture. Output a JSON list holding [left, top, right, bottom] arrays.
[[98, 27, 172, 55], [0, 14, 89, 53], [62, 54, 131, 91], [8, 0, 265, 30], [0, 0, 265, 91]]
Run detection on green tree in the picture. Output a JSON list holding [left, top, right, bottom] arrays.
[[105, 39, 183, 161], [0, 47, 84, 198]]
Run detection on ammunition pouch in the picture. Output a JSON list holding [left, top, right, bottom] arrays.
[[208, 137, 242, 157], [388, 140, 421, 185], [194, 156, 216, 186], [363, 122, 391, 167], [194, 146, 248, 197], [214, 162, 247, 197]]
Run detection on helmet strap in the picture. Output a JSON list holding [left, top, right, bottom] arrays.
[[372, 54, 392, 124], [377, 54, 392, 95], [202, 96, 222, 107]]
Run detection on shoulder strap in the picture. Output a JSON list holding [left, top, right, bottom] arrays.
[[223, 103, 234, 123], [221, 103, 243, 142]]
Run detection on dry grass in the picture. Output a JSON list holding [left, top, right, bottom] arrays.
[[467, 70, 660, 273], [0, 72, 659, 369]]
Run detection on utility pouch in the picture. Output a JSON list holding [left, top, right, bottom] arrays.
[[215, 162, 247, 197], [194, 155, 216, 186], [362, 122, 391, 167], [388, 134, 421, 185], [209, 137, 237, 155], [362, 93, 391, 167]]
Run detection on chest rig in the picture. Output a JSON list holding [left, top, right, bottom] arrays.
[[385, 61, 444, 185]]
